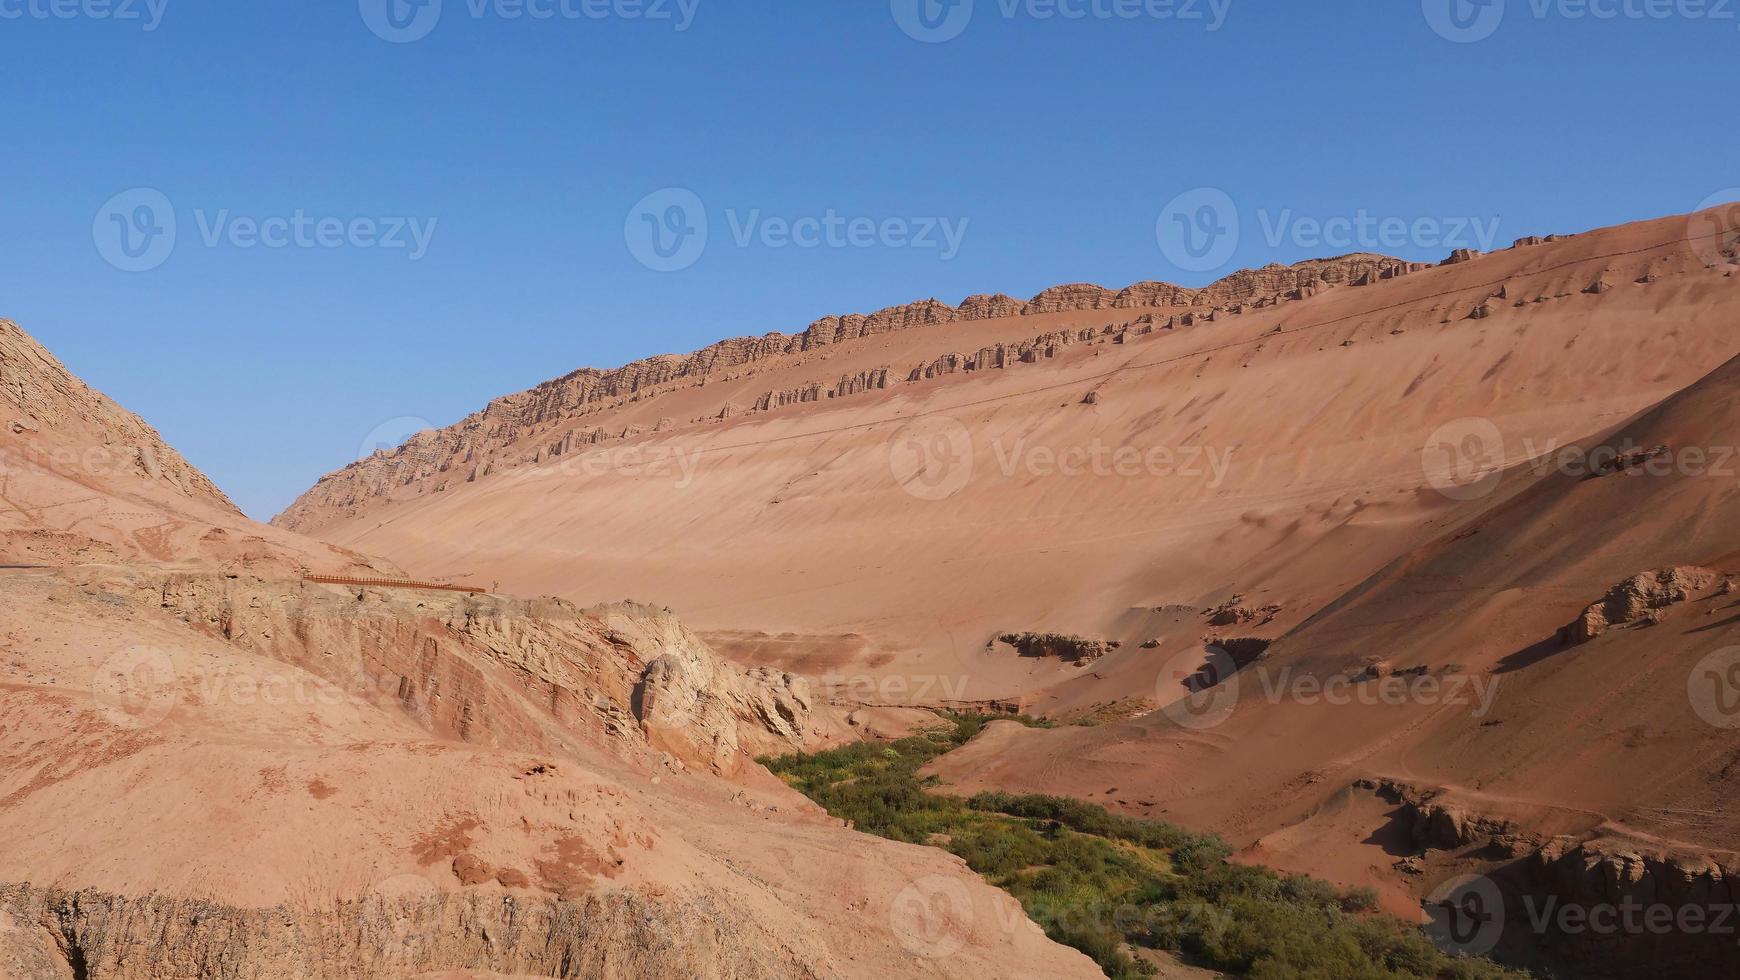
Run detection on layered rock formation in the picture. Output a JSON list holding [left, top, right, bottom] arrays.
[[1559, 566, 1722, 645], [994, 632, 1121, 666], [0, 318, 1103, 980], [0, 319, 382, 573], [0, 882, 809, 980], [0, 318, 232, 509], [275, 253, 1418, 532]]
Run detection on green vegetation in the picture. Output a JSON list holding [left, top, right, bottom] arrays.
[[762, 714, 1528, 980]]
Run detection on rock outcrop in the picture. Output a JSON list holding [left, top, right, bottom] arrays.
[[1362, 778, 1740, 980], [0, 882, 801, 980], [957, 292, 1025, 320], [1559, 566, 1720, 645], [1110, 280, 1197, 308], [0, 319, 233, 508], [1206, 595, 1282, 628], [275, 253, 1421, 533], [148, 573, 836, 773], [1022, 283, 1118, 314], [593, 602, 824, 775], [1193, 254, 1417, 306], [994, 631, 1120, 665]]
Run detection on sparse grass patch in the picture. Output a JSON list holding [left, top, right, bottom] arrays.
[[762, 715, 1530, 980]]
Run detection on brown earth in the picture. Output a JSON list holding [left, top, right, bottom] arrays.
[[275, 204, 1740, 976], [0, 318, 1099, 979]]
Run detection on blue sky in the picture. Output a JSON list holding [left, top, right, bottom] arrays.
[[1, 0, 1735, 519]]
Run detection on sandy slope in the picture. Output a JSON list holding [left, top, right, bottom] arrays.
[[276, 206, 1740, 974], [285, 211, 1737, 694], [0, 318, 386, 576], [923, 348, 1740, 976], [0, 318, 1099, 978]]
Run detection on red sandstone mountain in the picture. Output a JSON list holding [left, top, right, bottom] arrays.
[[0, 317, 1097, 978], [276, 205, 1740, 975]]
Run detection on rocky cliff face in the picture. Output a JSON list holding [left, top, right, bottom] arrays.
[[1559, 566, 1723, 645], [148, 572, 843, 771], [0, 316, 1107, 980], [275, 253, 1416, 533], [605, 602, 823, 775], [0, 318, 381, 573], [1368, 779, 1740, 980], [0, 563, 1098, 979], [0, 882, 812, 980], [0, 318, 234, 509]]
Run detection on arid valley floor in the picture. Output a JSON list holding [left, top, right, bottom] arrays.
[[4, 205, 1740, 978]]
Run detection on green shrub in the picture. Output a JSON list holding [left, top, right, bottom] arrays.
[[762, 715, 1532, 980]]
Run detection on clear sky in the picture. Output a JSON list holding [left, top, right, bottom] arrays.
[[2, 0, 1735, 519]]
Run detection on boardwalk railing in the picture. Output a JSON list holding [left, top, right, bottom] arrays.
[[303, 574, 486, 595]]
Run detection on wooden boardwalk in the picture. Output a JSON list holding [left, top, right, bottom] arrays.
[[303, 574, 486, 595]]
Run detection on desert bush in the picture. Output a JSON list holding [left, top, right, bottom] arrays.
[[762, 716, 1531, 980]]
